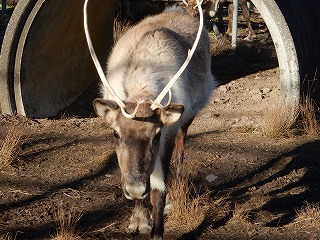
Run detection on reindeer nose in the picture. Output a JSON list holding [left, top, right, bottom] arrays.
[[123, 182, 149, 200]]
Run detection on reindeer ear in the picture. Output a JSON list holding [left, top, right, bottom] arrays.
[[93, 99, 119, 120], [155, 104, 184, 126]]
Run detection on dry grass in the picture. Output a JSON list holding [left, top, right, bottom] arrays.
[[204, 202, 258, 240], [0, 234, 12, 240], [113, 19, 131, 42], [287, 202, 320, 238], [0, 124, 25, 169], [299, 94, 320, 137], [165, 174, 210, 233], [51, 206, 82, 240], [262, 91, 320, 138], [230, 203, 251, 224], [293, 203, 320, 228], [210, 33, 233, 57], [262, 98, 298, 138], [227, 206, 253, 239], [116, 0, 137, 21], [116, 0, 164, 23]]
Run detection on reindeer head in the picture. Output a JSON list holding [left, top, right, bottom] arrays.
[[185, 0, 220, 17], [204, 0, 220, 17], [94, 99, 184, 200]]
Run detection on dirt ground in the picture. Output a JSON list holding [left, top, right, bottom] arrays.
[[1, 5, 320, 240]]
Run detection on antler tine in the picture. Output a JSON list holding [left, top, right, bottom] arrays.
[[193, 0, 204, 9], [182, 0, 188, 6], [150, 0, 204, 110], [150, 89, 172, 109], [120, 100, 143, 119], [84, 0, 138, 118]]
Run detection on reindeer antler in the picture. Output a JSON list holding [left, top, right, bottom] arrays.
[[83, 0, 139, 119], [150, 0, 204, 110]]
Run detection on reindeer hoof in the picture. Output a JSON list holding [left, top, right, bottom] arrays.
[[138, 222, 152, 234], [127, 221, 152, 234], [127, 212, 152, 234], [215, 33, 223, 39], [127, 220, 139, 233], [164, 193, 173, 215], [244, 34, 257, 42]]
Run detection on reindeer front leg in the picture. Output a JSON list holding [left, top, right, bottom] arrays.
[[240, 1, 256, 42], [175, 117, 195, 176], [150, 189, 166, 239], [226, 3, 234, 36], [128, 199, 152, 234]]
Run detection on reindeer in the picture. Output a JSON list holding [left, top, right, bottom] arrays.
[[84, 1, 216, 239], [186, 0, 257, 42]]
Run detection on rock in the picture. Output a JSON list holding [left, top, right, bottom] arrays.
[[219, 85, 228, 93], [213, 97, 222, 103], [218, 85, 230, 94], [206, 174, 218, 183], [250, 89, 261, 95], [261, 87, 272, 94], [252, 93, 263, 100], [213, 97, 229, 104]]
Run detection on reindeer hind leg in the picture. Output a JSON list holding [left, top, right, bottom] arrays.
[[240, 0, 256, 42]]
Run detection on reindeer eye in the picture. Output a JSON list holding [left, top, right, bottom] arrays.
[[154, 131, 161, 141], [113, 130, 120, 139]]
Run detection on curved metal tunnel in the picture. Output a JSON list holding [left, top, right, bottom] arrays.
[[0, 0, 117, 117], [252, 0, 320, 105], [0, 0, 319, 118]]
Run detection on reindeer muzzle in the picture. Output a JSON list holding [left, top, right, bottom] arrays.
[[122, 175, 150, 200]]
